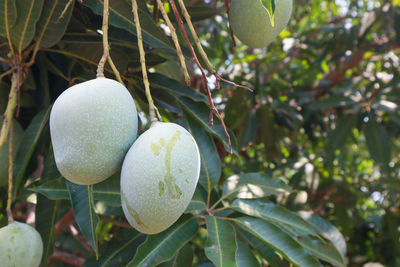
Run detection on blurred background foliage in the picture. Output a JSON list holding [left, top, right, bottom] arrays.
[[0, 0, 399, 266]]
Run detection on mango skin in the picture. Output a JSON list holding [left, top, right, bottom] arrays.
[[230, 0, 293, 48], [50, 78, 138, 185], [0, 119, 24, 187], [121, 122, 200, 234], [0, 222, 43, 267]]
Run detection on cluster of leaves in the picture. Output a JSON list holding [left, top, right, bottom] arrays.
[[0, 0, 399, 266]]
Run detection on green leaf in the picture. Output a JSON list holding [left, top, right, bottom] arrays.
[[234, 217, 322, 267], [329, 114, 357, 151], [0, 0, 17, 37], [149, 73, 207, 103], [222, 173, 291, 200], [127, 215, 198, 267], [177, 96, 237, 154], [83, 0, 173, 51], [238, 229, 286, 266], [298, 211, 347, 256], [36, 195, 60, 266], [231, 199, 319, 237], [158, 243, 194, 267], [236, 239, 260, 267], [260, 0, 276, 26], [185, 187, 206, 213], [13, 107, 51, 195], [83, 229, 145, 267], [181, 106, 221, 193], [30, 173, 121, 206], [296, 236, 346, 267], [67, 181, 99, 256], [364, 114, 391, 166], [10, 0, 44, 51], [205, 216, 237, 267], [34, 0, 74, 48], [309, 95, 354, 110]]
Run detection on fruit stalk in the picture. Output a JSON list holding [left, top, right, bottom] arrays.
[[156, 0, 191, 85], [96, 0, 124, 85], [132, 0, 160, 122], [6, 119, 14, 223]]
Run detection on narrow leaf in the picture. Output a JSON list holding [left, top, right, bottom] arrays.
[[34, 0, 74, 48], [205, 216, 237, 267], [158, 243, 194, 267], [234, 217, 322, 267], [364, 114, 391, 166], [127, 215, 198, 267], [236, 239, 260, 267], [260, 0, 276, 26], [10, 0, 44, 51], [13, 107, 51, 195], [36, 195, 60, 266], [222, 173, 291, 200], [0, 0, 17, 37], [67, 181, 99, 256], [329, 114, 357, 151], [231, 199, 319, 237]]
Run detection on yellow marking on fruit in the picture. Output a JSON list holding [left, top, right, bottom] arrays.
[[159, 138, 166, 146], [185, 179, 189, 184], [151, 143, 161, 156], [159, 181, 165, 197], [164, 131, 182, 199], [179, 168, 183, 173], [175, 184, 182, 199], [121, 191, 144, 226]]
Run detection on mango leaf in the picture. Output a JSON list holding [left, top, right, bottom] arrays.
[[83, 229, 145, 267], [309, 95, 354, 110], [30, 173, 121, 206], [181, 106, 221, 193], [67, 181, 99, 256], [238, 229, 286, 266], [185, 187, 206, 213], [222, 173, 291, 200], [158, 243, 194, 267], [298, 211, 347, 256], [177, 96, 237, 154], [234, 217, 322, 267], [35, 0, 74, 48], [36, 195, 60, 266], [127, 215, 198, 267], [205, 216, 237, 267], [13, 107, 51, 195], [296, 236, 346, 267], [260, 0, 276, 26], [83, 0, 173, 51], [236, 239, 260, 267], [329, 114, 357, 151], [0, 0, 17, 37], [10, 0, 44, 51], [364, 114, 391, 166], [231, 199, 319, 237], [149, 73, 207, 103]]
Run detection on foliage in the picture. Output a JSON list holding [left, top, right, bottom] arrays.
[[0, 0, 399, 266]]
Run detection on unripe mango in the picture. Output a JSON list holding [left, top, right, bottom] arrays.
[[0, 222, 43, 267], [230, 0, 293, 48], [50, 78, 138, 185], [121, 122, 200, 234], [0, 119, 24, 187]]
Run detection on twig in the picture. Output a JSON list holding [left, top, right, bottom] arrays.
[[0, 65, 21, 148], [157, 0, 191, 85], [169, 0, 232, 153], [56, 0, 74, 23], [224, 0, 236, 47], [177, 0, 251, 92], [49, 251, 85, 267], [0, 57, 12, 65], [96, 0, 124, 85], [6, 119, 14, 223], [132, 0, 160, 122]]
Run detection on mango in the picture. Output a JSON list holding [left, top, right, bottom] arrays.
[[0, 221, 43, 267], [50, 78, 138, 185], [0, 118, 24, 187], [121, 122, 200, 234], [230, 0, 293, 48]]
